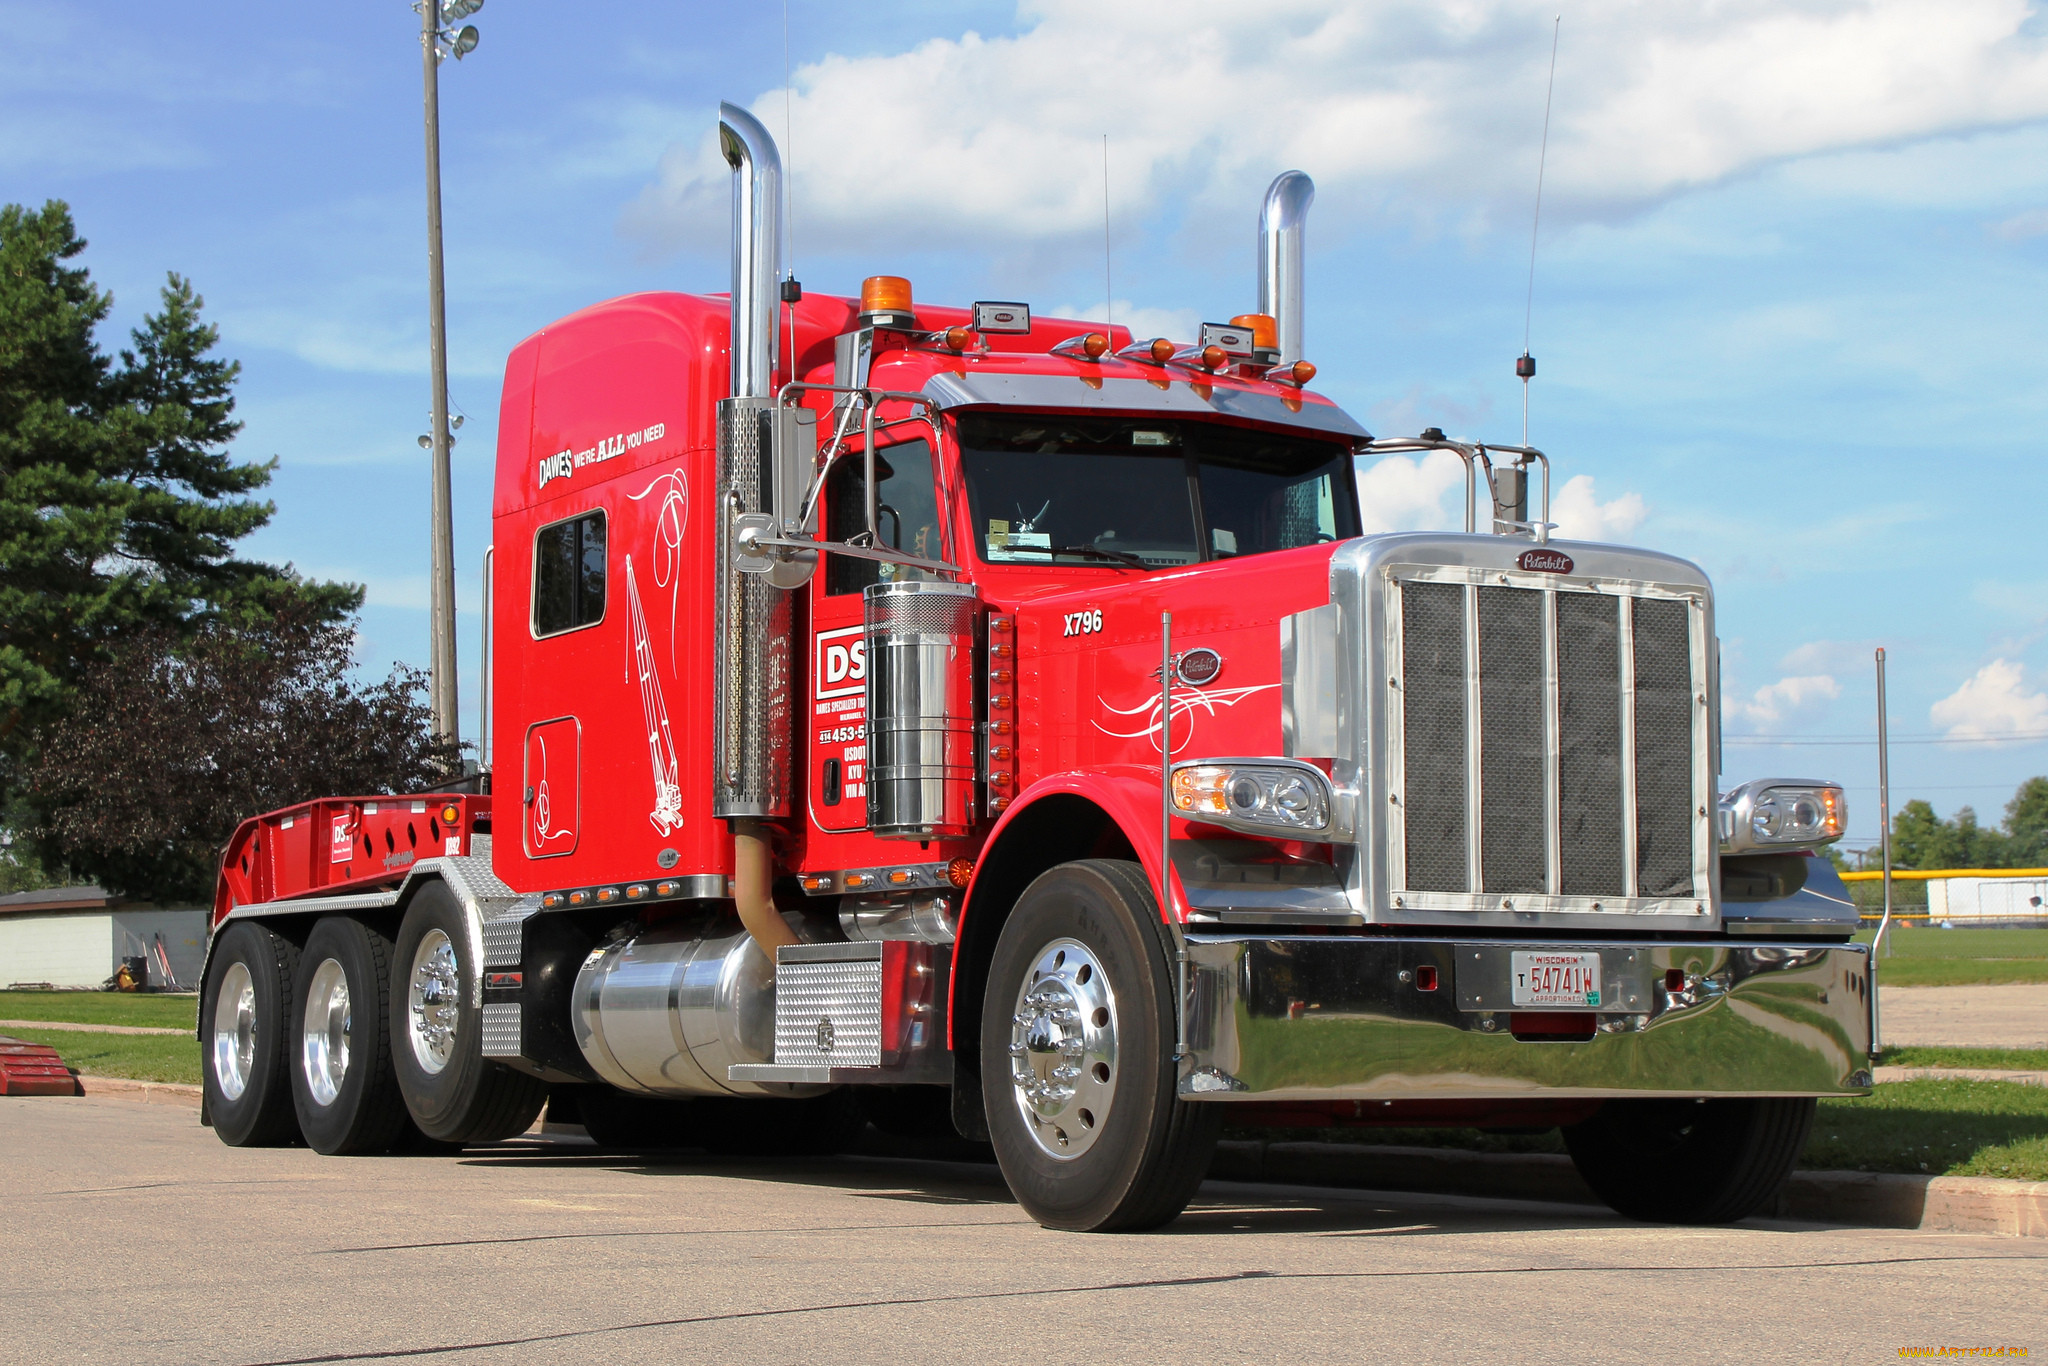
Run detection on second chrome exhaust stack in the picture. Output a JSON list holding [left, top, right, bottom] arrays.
[[1257, 170, 1314, 366]]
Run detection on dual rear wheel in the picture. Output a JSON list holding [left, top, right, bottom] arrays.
[[201, 884, 545, 1153]]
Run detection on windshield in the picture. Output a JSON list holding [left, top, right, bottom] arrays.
[[957, 413, 1360, 569]]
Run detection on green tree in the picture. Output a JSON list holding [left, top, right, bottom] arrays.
[[29, 613, 459, 905], [0, 200, 356, 758]]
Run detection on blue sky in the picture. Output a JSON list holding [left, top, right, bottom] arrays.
[[9, 0, 2048, 852]]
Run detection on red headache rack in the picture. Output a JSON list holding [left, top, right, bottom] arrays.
[[212, 794, 491, 927]]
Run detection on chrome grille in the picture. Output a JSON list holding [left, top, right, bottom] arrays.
[[1393, 573, 1705, 909], [1399, 581, 1468, 892], [1632, 597, 1695, 897]]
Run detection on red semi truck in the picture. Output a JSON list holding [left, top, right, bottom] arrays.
[[200, 103, 1873, 1231]]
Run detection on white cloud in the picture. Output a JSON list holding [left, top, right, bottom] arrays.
[[1047, 300, 1202, 343], [1733, 673, 1842, 729], [1354, 449, 1466, 534], [1549, 474, 1647, 544], [624, 1, 2048, 255], [1931, 658, 2048, 739]]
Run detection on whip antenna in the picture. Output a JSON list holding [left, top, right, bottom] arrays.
[[1103, 133, 1113, 332], [1519, 15, 1561, 446]]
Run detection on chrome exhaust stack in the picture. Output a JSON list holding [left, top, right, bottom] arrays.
[[1257, 170, 1314, 366], [713, 102, 794, 823]]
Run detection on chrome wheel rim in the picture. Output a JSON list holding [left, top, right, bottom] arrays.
[[408, 928, 460, 1075], [211, 961, 256, 1102], [1006, 937, 1119, 1160], [301, 957, 351, 1107]]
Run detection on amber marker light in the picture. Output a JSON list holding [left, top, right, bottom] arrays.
[[1172, 766, 1231, 815], [943, 325, 973, 351], [989, 614, 1014, 633], [888, 869, 915, 886], [947, 858, 975, 888], [800, 875, 829, 892], [1229, 313, 1279, 352], [625, 884, 648, 900], [861, 275, 913, 314], [1150, 337, 1176, 363], [845, 873, 871, 890], [440, 803, 461, 825], [655, 880, 680, 897], [1287, 360, 1317, 385], [1200, 345, 1226, 371], [1083, 332, 1109, 359]]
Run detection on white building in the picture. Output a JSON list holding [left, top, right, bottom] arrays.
[[0, 886, 207, 991], [1925, 876, 2048, 926]]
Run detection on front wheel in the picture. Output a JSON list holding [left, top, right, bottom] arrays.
[[981, 859, 1220, 1232], [389, 884, 547, 1144], [1564, 1096, 1817, 1224]]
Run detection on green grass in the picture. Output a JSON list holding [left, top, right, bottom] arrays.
[[1, 1026, 200, 1086], [1808, 1079, 2048, 1180], [0, 990, 197, 1030], [1850, 925, 2048, 986], [1230, 1081, 2048, 1182], [1880, 1045, 2048, 1071]]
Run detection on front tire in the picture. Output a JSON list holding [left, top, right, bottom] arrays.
[[291, 916, 411, 1155], [1564, 1096, 1817, 1224], [980, 859, 1220, 1232], [201, 921, 301, 1147], [390, 884, 547, 1144]]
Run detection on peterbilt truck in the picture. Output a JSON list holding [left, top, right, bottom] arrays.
[[199, 103, 1872, 1232]]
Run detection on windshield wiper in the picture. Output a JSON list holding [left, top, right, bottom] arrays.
[[1047, 545, 1151, 570]]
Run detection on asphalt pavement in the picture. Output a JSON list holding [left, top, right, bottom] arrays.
[[2, 1095, 2042, 1364]]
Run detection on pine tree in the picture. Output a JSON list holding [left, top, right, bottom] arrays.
[[0, 200, 357, 755]]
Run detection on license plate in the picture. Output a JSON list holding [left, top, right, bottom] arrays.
[[1510, 951, 1602, 1008]]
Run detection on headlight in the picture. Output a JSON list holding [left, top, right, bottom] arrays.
[[1719, 778, 1845, 854], [1173, 760, 1333, 836]]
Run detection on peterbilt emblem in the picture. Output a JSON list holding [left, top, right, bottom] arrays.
[[1174, 648, 1223, 686], [1517, 549, 1574, 574]]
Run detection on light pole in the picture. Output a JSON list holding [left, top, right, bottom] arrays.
[[417, 0, 481, 749]]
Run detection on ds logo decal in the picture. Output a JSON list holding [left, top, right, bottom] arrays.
[[815, 625, 867, 700]]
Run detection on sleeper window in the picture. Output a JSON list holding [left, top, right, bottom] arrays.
[[533, 510, 606, 636]]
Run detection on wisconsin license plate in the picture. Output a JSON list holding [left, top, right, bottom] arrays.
[[1510, 951, 1602, 1008]]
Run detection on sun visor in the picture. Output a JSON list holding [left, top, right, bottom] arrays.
[[920, 372, 1370, 442]]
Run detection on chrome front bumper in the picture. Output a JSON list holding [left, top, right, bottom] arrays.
[[1177, 935, 1873, 1101]]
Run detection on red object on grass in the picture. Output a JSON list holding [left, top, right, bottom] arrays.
[[0, 1036, 83, 1096]]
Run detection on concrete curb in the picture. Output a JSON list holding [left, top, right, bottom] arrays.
[[1210, 1140, 2048, 1237], [1874, 1065, 2048, 1087], [75, 1075, 202, 1108]]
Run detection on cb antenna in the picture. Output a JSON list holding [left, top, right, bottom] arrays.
[[1519, 14, 1561, 447]]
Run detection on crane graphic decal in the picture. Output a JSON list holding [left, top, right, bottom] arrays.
[[625, 554, 684, 836], [1093, 683, 1278, 756], [627, 468, 689, 669]]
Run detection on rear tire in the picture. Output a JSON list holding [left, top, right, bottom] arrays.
[[980, 859, 1220, 1232], [291, 916, 411, 1155], [201, 921, 301, 1147], [1564, 1096, 1817, 1224], [389, 884, 546, 1143]]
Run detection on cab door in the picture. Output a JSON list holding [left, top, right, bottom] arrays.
[[807, 436, 946, 833]]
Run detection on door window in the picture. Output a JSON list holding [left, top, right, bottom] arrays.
[[825, 439, 944, 596]]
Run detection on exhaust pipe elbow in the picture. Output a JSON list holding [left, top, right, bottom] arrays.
[[718, 102, 783, 401], [1257, 170, 1315, 366], [732, 818, 799, 951]]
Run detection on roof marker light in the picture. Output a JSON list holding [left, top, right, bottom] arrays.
[[1052, 332, 1110, 361], [943, 325, 974, 351]]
